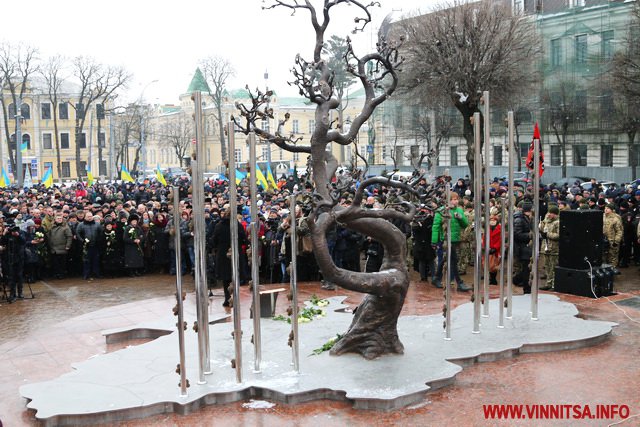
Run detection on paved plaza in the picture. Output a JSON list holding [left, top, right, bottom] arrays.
[[1, 268, 639, 426]]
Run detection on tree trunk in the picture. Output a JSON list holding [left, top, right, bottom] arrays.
[[629, 131, 637, 179], [0, 98, 17, 174], [561, 131, 567, 178]]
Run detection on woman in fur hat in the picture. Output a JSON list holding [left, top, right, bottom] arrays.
[[123, 213, 145, 276]]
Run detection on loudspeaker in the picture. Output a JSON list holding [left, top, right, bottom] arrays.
[[558, 210, 603, 269], [554, 265, 614, 298]]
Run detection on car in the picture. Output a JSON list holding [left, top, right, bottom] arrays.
[[552, 177, 590, 188], [167, 167, 189, 178], [580, 181, 618, 193]]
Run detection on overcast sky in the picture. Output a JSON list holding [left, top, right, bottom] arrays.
[[1, 0, 440, 105]]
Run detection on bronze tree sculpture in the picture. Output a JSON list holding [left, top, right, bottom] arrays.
[[234, 0, 444, 359]]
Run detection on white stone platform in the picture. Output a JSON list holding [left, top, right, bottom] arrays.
[[20, 294, 616, 426]]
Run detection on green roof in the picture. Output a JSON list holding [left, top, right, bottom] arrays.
[[187, 68, 211, 93]]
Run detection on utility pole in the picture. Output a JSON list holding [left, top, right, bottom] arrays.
[[16, 97, 23, 188]]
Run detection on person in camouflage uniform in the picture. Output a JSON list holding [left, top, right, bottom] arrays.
[[539, 204, 560, 290], [603, 203, 623, 267], [457, 202, 474, 275]]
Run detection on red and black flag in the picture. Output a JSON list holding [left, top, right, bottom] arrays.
[[526, 122, 545, 177]]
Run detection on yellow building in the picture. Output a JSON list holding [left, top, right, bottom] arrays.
[[0, 80, 114, 183]]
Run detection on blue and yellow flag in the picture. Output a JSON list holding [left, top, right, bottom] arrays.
[[235, 169, 246, 185], [266, 163, 277, 189], [155, 164, 167, 186], [120, 164, 135, 183], [255, 167, 269, 190], [20, 142, 28, 153], [0, 166, 10, 187], [42, 166, 54, 188], [86, 166, 94, 186]]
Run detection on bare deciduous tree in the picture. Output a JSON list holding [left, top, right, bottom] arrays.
[[611, 1, 640, 178], [398, 0, 540, 182], [200, 56, 235, 162], [72, 56, 129, 178], [234, 0, 446, 359], [40, 55, 67, 182], [0, 42, 39, 174], [157, 112, 193, 168]]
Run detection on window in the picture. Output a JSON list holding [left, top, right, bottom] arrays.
[[279, 148, 283, 161], [493, 145, 503, 166], [382, 145, 387, 160], [308, 119, 315, 134], [61, 161, 71, 178], [262, 146, 269, 161], [600, 145, 613, 167], [42, 133, 53, 150], [98, 132, 106, 148], [76, 103, 85, 119], [8, 103, 30, 119], [410, 145, 419, 160], [60, 132, 70, 149], [59, 103, 69, 120], [99, 160, 107, 176], [519, 143, 529, 160], [78, 161, 87, 175], [575, 34, 587, 64], [395, 146, 403, 165], [293, 152, 300, 162], [292, 119, 299, 134], [550, 145, 561, 166], [601, 30, 614, 60], [261, 118, 270, 133], [450, 146, 458, 166], [600, 90, 614, 128], [41, 103, 51, 120], [78, 133, 87, 149], [8, 103, 16, 117], [22, 134, 31, 150], [234, 148, 242, 163], [44, 162, 53, 176], [551, 39, 561, 66], [394, 105, 403, 128], [573, 144, 587, 166]]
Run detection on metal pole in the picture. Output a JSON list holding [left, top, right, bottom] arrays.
[[16, 97, 24, 187], [289, 194, 300, 372], [531, 135, 540, 320], [506, 112, 515, 319], [482, 91, 491, 318], [473, 112, 482, 333], [228, 122, 243, 383], [173, 186, 188, 397], [498, 197, 506, 328], [444, 169, 452, 340], [249, 133, 262, 372], [109, 113, 116, 180], [192, 92, 211, 382]]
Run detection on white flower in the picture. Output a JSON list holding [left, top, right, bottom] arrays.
[[317, 300, 329, 307], [84, 238, 90, 243]]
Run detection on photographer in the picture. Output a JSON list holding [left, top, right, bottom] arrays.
[[1, 223, 26, 302]]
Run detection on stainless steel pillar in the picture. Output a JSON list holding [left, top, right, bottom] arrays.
[[289, 194, 300, 372], [228, 122, 243, 382], [191, 92, 211, 382], [498, 197, 506, 329], [473, 112, 482, 333], [173, 186, 188, 396], [249, 133, 262, 372], [531, 135, 540, 320], [506, 112, 515, 319], [482, 91, 491, 318], [444, 169, 452, 340]]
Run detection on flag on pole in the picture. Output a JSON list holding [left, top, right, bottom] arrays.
[[0, 167, 10, 187], [20, 141, 28, 153], [42, 166, 54, 188], [86, 166, 94, 186], [526, 122, 545, 177], [155, 164, 167, 186], [255, 167, 269, 190], [266, 163, 277, 189], [120, 164, 135, 183], [235, 169, 246, 185]]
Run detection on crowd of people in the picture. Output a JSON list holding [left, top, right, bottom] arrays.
[[1, 172, 640, 305]]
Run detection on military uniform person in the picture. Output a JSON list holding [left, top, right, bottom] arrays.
[[457, 202, 474, 275], [603, 203, 623, 267], [539, 205, 560, 290]]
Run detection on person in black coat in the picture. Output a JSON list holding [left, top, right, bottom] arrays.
[[123, 214, 145, 276], [412, 206, 435, 282], [101, 219, 123, 276], [1, 224, 26, 302], [75, 211, 103, 280], [512, 201, 533, 294], [211, 205, 248, 307]]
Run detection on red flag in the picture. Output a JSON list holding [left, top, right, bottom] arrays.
[[526, 122, 545, 177]]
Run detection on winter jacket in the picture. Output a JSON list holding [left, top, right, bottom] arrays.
[[76, 220, 103, 247], [513, 211, 532, 260], [48, 222, 73, 255], [432, 206, 468, 244]]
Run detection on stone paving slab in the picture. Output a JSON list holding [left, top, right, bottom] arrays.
[[20, 294, 616, 426]]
